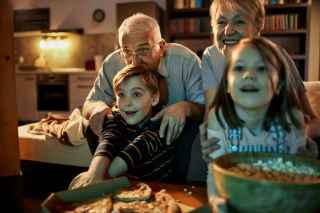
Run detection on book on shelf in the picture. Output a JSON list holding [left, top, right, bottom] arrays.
[[264, 14, 300, 31], [173, 0, 209, 9], [264, 0, 304, 5], [169, 17, 210, 34]]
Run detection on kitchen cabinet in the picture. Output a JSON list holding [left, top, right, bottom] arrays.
[[69, 73, 96, 111], [16, 73, 38, 121], [16, 71, 97, 122]]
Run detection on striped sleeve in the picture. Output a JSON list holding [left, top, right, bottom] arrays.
[[118, 130, 165, 169], [94, 116, 131, 160]]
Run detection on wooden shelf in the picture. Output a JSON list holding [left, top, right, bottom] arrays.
[[169, 8, 209, 18], [262, 30, 307, 36], [166, 0, 320, 80], [170, 32, 211, 39], [266, 3, 309, 10], [265, 3, 308, 14]]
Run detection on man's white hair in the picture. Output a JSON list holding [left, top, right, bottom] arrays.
[[118, 13, 162, 44]]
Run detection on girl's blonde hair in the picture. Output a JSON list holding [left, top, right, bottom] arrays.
[[210, 0, 265, 33], [211, 37, 317, 131]]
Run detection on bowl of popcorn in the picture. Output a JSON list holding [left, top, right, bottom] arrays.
[[211, 152, 320, 213]]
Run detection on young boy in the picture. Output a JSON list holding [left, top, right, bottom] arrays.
[[70, 65, 175, 189]]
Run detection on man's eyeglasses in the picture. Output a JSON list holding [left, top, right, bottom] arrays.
[[120, 43, 159, 58]]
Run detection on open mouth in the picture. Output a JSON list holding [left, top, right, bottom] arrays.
[[125, 111, 137, 116], [240, 85, 259, 92], [223, 39, 239, 45]]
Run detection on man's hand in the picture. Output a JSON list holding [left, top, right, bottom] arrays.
[[151, 102, 189, 145], [199, 122, 221, 163], [89, 106, 112, 136]]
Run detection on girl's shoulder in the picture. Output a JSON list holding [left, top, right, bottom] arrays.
[[287, 108, 305, 126], [207, 108, 225, 131]]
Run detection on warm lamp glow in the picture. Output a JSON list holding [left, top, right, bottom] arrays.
[[39, 39, 47, 49], [39, 36, 69, 49]]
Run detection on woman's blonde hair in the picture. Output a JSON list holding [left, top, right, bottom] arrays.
[[210, 0, 265, 33]]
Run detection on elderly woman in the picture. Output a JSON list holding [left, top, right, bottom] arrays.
[[201, 0, 265, 116]]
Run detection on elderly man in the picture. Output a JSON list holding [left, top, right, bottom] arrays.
[[83, 13, 205, 180]]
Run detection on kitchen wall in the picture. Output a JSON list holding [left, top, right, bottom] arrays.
[[11, 0, 166, 34], [14, 33, 116, 68], [12, 0, 166, 68]]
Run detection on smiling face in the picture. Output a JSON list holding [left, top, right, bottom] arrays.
[[227, 45, 280, 111], [120, 31, 164, 71], [212, 7, 257, 56], [116, 75, 159, 125]]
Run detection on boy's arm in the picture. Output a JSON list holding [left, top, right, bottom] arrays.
[[87, 155, 111, 179], [108, 157, 128, 177], [117, 130, 166, 169], [69, 156, 111, 189], [94, 116, 127, 160]]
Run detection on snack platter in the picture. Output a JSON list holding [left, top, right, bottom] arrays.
[[41, 176, 195, 213]]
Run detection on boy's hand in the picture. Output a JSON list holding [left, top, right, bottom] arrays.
[[68, 171, 104, 190], [151, 102, 188, 145], [199, 122, 221, 163]]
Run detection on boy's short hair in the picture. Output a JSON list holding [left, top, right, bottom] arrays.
[[113, 65, 159, 95]]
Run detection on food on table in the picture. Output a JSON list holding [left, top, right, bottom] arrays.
[[113, 189, 181, 213], [228, 157, 320, 183], [51, 183, 181, 213], [51, 195, 113, 213], [113, 182, 152, 202]]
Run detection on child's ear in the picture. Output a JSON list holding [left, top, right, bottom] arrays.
[[152, 91, 160, 106]]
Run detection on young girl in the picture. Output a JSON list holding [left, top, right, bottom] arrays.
[[70, 65, 176, 189], [206, 37, 318, 210]]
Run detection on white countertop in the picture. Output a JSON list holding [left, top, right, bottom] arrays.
[[19, 124, 92, 167], [16, 66, 98, 74]]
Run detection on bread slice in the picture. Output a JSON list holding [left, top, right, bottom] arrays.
[[113, 189, 181, 213], [113, 200, 160, 213], [113, 183, 152, 202], [154, 190, 182, 213], [54, 195, 113, 213]]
